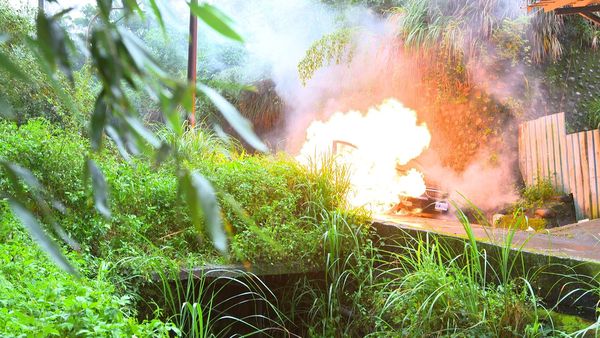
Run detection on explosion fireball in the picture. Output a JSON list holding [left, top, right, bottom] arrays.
[[298, 99, 431, 212]]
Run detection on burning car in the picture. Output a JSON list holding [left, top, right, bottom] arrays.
[[332, 140, 450, 217], [393, 186, 450, 216], [391, 160, 450, 216], [298, 99, 439, 215]]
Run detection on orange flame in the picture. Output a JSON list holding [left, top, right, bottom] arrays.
[[297, 99, 431, 212]]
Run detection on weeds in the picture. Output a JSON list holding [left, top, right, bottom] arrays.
[[585, 98, 600, 130], [286, 197, 586, 336], [520, 177, 559, 210], [153, 266, 294, 337]]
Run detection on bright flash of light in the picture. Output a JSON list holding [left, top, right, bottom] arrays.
[[297, 99, 431, 212]]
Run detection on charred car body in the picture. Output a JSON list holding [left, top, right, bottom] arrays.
[[332, 140, 450, 217], [392, 160, 450, 216]]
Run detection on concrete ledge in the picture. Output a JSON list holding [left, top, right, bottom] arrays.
[[372, 215, 600, 318], [374, 215, 600, 263]]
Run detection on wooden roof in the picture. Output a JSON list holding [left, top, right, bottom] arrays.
[[529, 1, 599, 11], [528, 1, 600, 24]]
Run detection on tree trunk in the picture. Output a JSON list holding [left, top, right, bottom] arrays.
[[186, 0, 198, 129]]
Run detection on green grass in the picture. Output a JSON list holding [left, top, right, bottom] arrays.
[[156, 266, 295, 337], [285, 201, 599, 336]]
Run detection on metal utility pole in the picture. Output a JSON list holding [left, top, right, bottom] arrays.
[[186, 0, 198, 129], [38, 0, 44, 13]]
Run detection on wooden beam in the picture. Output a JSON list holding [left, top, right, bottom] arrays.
[[579, 10, 600, 24], [547, 0, 580, 11], [529, 1, 600, 13], [555, 4, 600, 14]]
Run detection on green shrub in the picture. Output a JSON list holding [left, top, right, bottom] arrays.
[[0, 207, 173, 337], [521, 177, 558, 210], [0, 119, 350, 271]]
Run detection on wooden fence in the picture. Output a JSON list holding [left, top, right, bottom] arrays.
[[518, 112, 600, 220]]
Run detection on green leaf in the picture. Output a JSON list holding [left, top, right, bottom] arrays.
[[159, 85, 190, 137], [0, 161, 43, 194], [97, 0, 113, 21], [90, 96, 108, 151], [122, 0, 144, 17], [199, 85, 267, 152], [8, 200, 78, 277], [0, 51, 29, 81], [23, 37, 78, 116], [182, 170, 227, 254], [189, 2, 244, 42], [119, 27, 158, 71], [105, 126, 131, 162], [148, 0, 166, 32], [123, 116, 161, 149], [1, 160, 80, 253], [85, 159, 111, 219], [36, 11, 73, 81], [0, 94, 15, 120]]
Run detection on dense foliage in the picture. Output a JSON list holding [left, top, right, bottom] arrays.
[[0, 207, 174, 337], [1, 0, 599, 336], [0, 119, 352, 271], [0, 2, 95, 129], [0, 117, 363, 336]]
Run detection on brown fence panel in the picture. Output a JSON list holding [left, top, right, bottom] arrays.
[[556, 113, 569, 193], [588, 131, 598, 219], [519, 113, 600, 220]]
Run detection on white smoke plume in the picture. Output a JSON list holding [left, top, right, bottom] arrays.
[[160, 1, 541, 211]]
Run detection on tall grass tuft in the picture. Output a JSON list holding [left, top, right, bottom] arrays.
[[288, 195, 559, 336], [153, 266, 293, 337]]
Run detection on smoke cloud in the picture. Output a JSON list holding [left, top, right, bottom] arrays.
[[163, 0, 544, 212]]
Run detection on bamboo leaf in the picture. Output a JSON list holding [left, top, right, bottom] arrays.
[[85, 159, 111, 219], [199, 85, 267, 152], [0, 51, 28, 81], [105, 126, 132, 162], [182, 170, 227, 254], [189, 2, 243, 42], [36, 11, 73, 81], [1, 161, 43, 192], [124, 116, 161, 149], [8, 200, 78, 277], [90, 96, 108, 151], [148, 0, 166, 32], [23, 37, 78, 117]]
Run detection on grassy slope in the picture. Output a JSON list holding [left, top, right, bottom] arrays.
[[0, 119, 349, 271], [0, 119, 355, 336], [0, 207, 174, 337]]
